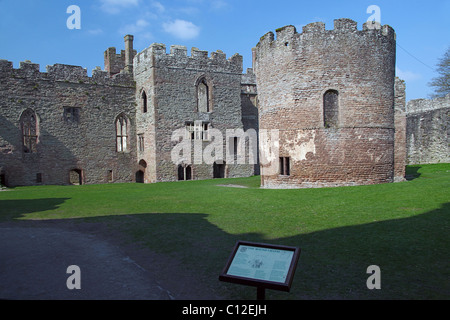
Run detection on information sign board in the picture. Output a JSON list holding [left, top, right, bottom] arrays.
[[219, 241, 301, 294]]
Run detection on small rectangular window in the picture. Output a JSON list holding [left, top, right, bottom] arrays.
[[138, 134, 145, 152], [63, 107, 81, 124], [229, 137, 239, 161], [116, 115, 128, 152], [107, 170, 113, 183], [36, 173, 42, 183], [279, 157, 290, 176], [186, 121, 210, 141]]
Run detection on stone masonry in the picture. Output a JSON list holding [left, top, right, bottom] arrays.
[[0, 59, 136, 187], [406, 94, 449, 165], [255, 19, 400, 188], [0, 36, 256, 187], [133, 43, 255, 183], [1, 18, 446, 188]]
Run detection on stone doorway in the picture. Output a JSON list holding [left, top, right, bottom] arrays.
[[136, 170, 145, 183], [69, 169, 82, 185], [213, 161, 226, 179], [136, 160, 147, 183]]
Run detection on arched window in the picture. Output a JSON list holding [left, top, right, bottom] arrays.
[[116, 114, 129, 152], [142, 91, 148, 113], [20, 109, 38, 153], [323, 90, 339, 128], [197, 78, 210, 113]]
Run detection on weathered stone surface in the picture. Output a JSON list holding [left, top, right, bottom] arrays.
[[133, 43, 254, 183], [406, 94, 449, 165], [255, 19, 398, 188], [0, 58, 137, 187], [0, 36, 257, 186], [1, 20, 445, 188]]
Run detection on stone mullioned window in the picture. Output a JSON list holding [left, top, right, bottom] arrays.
[[20, 109, 38, 154]]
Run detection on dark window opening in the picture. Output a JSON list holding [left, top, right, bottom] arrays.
[[142, 91, 148, 113], [279, 157, 290, 176], [63, 107, 80, 124], [36, 173, 42, 184], [178, 165, 192, 181], [0, 174, 6, 187], [229, 137, 239, 162], [139, 159, 147, 168], [107, 170, 113, 183], [323, 90, 339, 128]]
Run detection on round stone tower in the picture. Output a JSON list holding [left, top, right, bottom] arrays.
[[255, 18, 397, 188]]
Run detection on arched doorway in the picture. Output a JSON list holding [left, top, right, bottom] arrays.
[[136, 170, 145, 183], [136, 160, 147, 183]]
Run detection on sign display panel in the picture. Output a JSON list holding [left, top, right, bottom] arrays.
[[227, 245, 294, 283], [219, 241, 301, 293]]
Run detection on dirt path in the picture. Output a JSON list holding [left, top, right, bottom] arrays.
[[0, 221, 223, 300]]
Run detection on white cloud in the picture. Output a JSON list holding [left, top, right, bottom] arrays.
[[396, 67, 422, 82], [163, 19, 200, 40], [119, 19, 151, 37], [88, 28, 104, 35], [151, 1, 165, 13], [100, 0, 139, 14], [210, 0, 228, 10]]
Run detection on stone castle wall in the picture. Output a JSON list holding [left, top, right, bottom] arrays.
[[406, 94, 449, 165], [255, 19, 398, 188], [0, 59, 136, 187], [3, 22, 445, 189], [133, 44, 255, 182]]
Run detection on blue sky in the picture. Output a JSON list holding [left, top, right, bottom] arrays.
[[0, 0, 449, 101]]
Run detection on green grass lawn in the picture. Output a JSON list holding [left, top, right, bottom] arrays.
[[0, 164, 449, 299]]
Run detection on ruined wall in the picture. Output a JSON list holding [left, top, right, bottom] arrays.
[[0, 59, 136, 187], [241, 68, 259, 175], [134, 43, 255, 182], [406, 94, 449, 165], [255, 19, 397, 188], [394, 77, 407, 181]]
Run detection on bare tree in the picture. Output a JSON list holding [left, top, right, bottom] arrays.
[[429, 47, 450, 98]]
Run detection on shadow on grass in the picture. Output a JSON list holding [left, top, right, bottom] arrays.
[[0, 198, 71, 221], [1, 198, 448, 300], [405, 166, 422, 181]]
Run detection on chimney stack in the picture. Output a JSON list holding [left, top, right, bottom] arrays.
[[124, 34, 134, 74]]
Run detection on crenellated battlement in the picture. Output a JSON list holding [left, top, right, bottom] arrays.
[[0, 59, 134, 87], [134, 43, 243, 74], [256, 18, 395, 51]]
